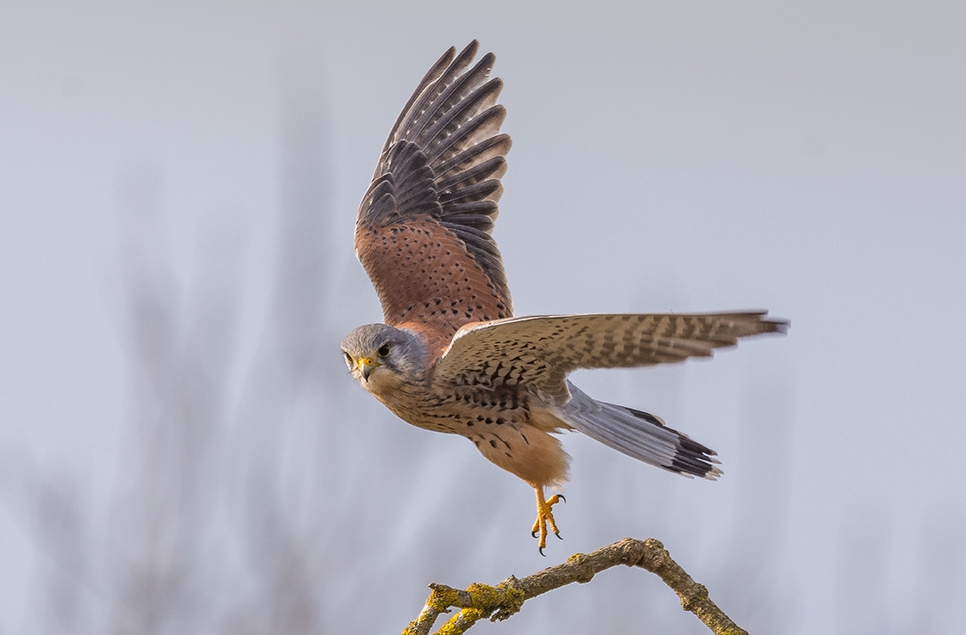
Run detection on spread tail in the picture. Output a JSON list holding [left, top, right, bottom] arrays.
[[558, 383, 721, 479]]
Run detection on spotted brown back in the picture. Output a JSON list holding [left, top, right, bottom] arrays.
[[355, 41, 513, 356]]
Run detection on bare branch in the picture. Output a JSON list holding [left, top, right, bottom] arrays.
[[403, 537, 747, 635]]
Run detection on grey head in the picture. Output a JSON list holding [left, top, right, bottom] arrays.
[[341, 324, 428, 396]]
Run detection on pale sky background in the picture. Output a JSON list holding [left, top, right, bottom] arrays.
[[2, 2, 965, 633]]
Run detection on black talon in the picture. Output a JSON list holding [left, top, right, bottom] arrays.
[[558, 495, 566, 504], [555, 531, 562, 540], [539, 546, 547, 557], [531, 530, 538, 539]]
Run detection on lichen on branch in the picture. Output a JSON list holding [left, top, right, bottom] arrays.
[[402, 537, 747, 635]]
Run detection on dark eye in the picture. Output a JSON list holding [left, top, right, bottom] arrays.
[[377, 344, 391, 357]]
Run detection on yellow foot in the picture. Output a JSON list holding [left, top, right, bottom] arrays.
[[530, 487, 565, 555]]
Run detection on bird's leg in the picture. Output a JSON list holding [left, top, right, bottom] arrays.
[[530, 486, 565, 555]]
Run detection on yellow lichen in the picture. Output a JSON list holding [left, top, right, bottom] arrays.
[[435, 608, 485, 635], [566, 552, 587, 564], [427, 585, 462, 611], [491, 584, 525, 621], [465, 583, 502, 607]]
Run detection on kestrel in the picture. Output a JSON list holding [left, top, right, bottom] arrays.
[[342, 41, 787, 553]]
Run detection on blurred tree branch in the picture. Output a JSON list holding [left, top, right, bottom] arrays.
[[403, 537, 747, 635]]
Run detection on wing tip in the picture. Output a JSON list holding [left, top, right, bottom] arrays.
[[458, 39, 481, 63], [715, 309, 791, 338], [768, 317, 791, 335]]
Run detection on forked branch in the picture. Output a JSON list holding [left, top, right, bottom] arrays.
[[402, 537, 747, 635]]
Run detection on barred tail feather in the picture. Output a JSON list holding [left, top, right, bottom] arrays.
[[558, 384, 721, 480]]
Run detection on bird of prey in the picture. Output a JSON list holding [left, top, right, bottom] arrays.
[[342, 41, 787, 553]]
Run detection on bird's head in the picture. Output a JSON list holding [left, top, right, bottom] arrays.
[[341, 324, 428, 396]]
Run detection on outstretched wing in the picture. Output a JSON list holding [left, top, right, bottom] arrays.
[[355, 41, 513, 356], [433, 311, 788, 404]]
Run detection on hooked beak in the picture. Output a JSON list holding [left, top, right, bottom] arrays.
[[357, 357, 375, 381]]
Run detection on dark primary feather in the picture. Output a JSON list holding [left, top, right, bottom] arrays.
[[376, 44, 460, 169], [356, 41, 513, 320]]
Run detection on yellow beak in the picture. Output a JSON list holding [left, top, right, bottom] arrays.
[[358, 357, 375, 381]]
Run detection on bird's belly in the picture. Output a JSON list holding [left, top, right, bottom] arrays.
[[376, 395, 570, 487]]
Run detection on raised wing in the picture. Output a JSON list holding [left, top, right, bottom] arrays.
[[433, 312, 788, 404], [355, 41, 513, 355]]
